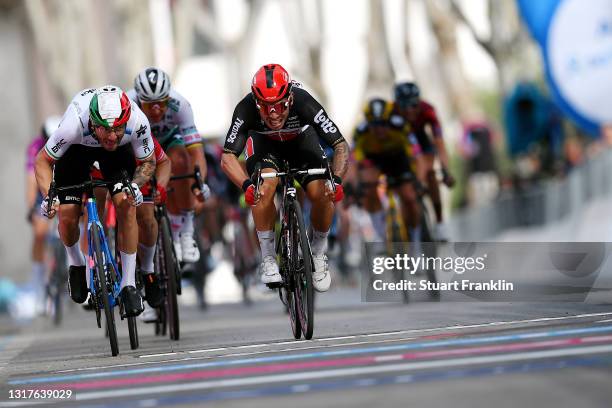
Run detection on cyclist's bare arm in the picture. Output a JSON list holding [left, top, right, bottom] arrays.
[[221, 152, 250, 190], [156, 154, 172, 188], [34, 149, 55, 197], [331, 140, 350, 179], [133, 155, 156, 187], [187, 142, 208, 181], [26, 173, 38, 210], [433, 136, 451, 170]]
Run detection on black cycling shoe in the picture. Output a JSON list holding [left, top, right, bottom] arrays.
[[143, 273, 163, 308], [68, 265, 88, 304], [120, 286, 144, 317]]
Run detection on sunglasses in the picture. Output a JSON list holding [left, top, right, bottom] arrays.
[[94, 124, 126, 134], [255, 98, 291, 115], [140, 98, 169, 110]]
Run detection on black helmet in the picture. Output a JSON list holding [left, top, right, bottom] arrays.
[[394, 82, 420, 108]]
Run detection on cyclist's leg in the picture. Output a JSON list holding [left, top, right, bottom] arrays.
[[165, 139, 199, 262], [423, 153, 441, 222], [357, 160, 385, 241], [31, 209, 50, 310], [244, 134, 281, 284], [54, 145, 90, 303], [98, 146, 143, 316], [136, 202, 162, 308], [291, 128, 334, 291]]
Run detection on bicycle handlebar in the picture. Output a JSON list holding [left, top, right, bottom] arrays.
[[260, 168, 327, 179]]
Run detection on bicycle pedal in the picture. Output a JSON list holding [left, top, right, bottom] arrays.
[[266, 282, 283, 289]]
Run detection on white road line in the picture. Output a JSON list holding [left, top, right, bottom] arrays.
[[596, 319, 612, 323], [55, 337, 418, 374], [52, 311, 612, 374], [67, 344, 612, 401], [138, 311, 612, 358]]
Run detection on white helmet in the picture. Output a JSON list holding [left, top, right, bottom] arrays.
[[134, 67, 171, 102], [42, 115, 62, 140]]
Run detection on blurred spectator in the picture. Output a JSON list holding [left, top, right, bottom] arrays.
[[504, 82, 564, 180], [459, 121, 500, 207]]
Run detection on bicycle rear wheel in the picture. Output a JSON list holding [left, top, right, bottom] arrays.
[[290, 201, 314, 340], [91, 224, 119, 356], [160, 215, 180, 340]]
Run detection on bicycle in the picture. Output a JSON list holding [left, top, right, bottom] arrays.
[[149, 165, 204, 340], [46, 173, 140, 356], [254, 162, 328, 340]]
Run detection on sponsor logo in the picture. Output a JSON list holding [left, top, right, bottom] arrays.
[[51, 138, 67, 154], [227, 118, 244, 144], [136, 124, 148, 138], [113, 182, 123, 193], [142, 137, 151, 154], [80, 88, 95, 97], [313, 109, 337, 134], [64, 195, 80, 202]]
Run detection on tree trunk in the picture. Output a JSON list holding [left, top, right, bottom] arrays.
[[424, 0, 478, 121]]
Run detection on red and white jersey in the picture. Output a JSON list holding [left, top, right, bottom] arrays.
[[44, 88, 154, 161]]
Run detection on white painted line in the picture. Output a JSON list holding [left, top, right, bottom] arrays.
[[596, 319, 612, 323], [53, 311, 612, 374], [375, 355, 404, 363], [69, 344, 612, 401], [137, 311, 612, 359]]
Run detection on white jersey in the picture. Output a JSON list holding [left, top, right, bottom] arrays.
[[127, 88, 201, 146], [44, 88, 154, 161]]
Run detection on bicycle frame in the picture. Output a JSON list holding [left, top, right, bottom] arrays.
[[85, 196, 121, 308]]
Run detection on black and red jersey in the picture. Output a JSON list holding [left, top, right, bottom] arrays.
[[223, 86, 345, 156], [396, 100, 442, 138]]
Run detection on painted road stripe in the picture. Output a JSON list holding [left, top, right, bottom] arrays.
[[62, 345, 612, 401], [9, 325, 612, 385], [37, 335, 612, 391], [2, 357, 610, 408], [138, 311, 612, 358]]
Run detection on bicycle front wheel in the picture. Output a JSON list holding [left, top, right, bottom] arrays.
[[290, 201, 314, 340], [91, 223, 119, 356]]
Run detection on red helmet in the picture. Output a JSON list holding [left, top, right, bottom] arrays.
[[251, 64, 293, 103]]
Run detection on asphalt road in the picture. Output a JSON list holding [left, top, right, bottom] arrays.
[[1, 286, 611, 408]]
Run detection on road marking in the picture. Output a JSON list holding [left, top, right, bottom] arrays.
[[10, 325, 612, 385], [138, 311, 612, 358], [596, 319, 612, 323], [59, 344, 612, 401], [32, 335, 612, 390]]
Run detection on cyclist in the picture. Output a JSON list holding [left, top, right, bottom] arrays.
[[393, 82, 455, 241], [221, 63, 349, 292], [89, 137, 170, 322], [137, 137, 172, 321], [129, 67, 210, 263], [26, 116, 62, 312], [353, 98, 425, 244], [35, 85, 155, 317]]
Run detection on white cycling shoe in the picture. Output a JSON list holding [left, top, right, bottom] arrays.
[[180, 233, 200, 263], [138, 303, 158, 323], [260, 256, 282, 284], [173, 241, 183, 263], [312, 254, 331, 292]]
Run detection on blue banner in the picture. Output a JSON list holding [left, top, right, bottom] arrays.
[[517, 0, 612, 135]]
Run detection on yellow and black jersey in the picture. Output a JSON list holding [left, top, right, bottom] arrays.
[[352, 112, 422, 161]]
